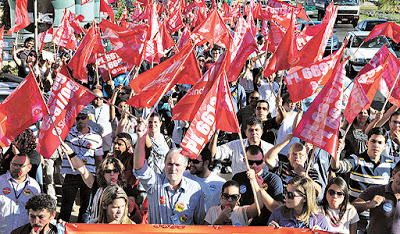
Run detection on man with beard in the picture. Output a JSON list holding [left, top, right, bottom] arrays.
[[111, 133, 135, 186], [11, 194, 58, 234], [183, 147, 226, 210], [0, 155, 40, 234], [59, 108, 103, 223]]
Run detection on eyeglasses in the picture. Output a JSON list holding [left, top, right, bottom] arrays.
[[189, 159, 203, 164], [119, 92, 128, 95], [198, 59, 205, 62], [250, 96, 259, 100], [104, 169, 119, 174], [248, 159, 263, 165], [221, 193, 240, 201], [327, 189, 344, 197], [285, 191, 303, 200], [256, 106, 268, 111], [76, 115, 88, 121]]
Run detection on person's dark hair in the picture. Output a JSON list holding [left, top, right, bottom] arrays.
[[199, 146, 212, 164], [393, 161, 400, 175], [150, 112, 161, 120], [390, 109, 400, 121], [221, 180, 240, 193], [352, 109, 371, 126], [246, 145, 264, 157], [25, 194, 57, 215], [116, 98, 128, 107], [256, 99, 269, 110], [282, 92, 291, 105], [97, 157, 126, 188], [24, 37, 34, 45], [13, 128, 36, 154], [367, 127, 388, 142], [116, 132, 132, 147], [320, 177, 349, 221], [242, 116, 263, 133], [257, 35, 264, 43], [211, 46, 220, 52]]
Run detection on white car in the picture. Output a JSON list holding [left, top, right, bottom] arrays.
[[344, 31, 397, 77]]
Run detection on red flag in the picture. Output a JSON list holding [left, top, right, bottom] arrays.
[[193, 7, 208, 28], [177, 24, 191, 50], [267, 0, 308, 21], [37, 66, 96, 159], [0, 71, 49, 147], [127, 43, 201, 108], [191, 9, 232, 49], [148, 2, 160, 40], [81, 0, 90, 4], [100, 0, 115, 23], [98, 18, 126, 34], [7, 0, 30, 34], [120, 7, 128, 22], [0, 26, 5, 71], [96, 51, 133, 81], [222, 2, 230, 14], [68, 23, 99, 83], [226, 17, 258, 82], [38, 26, 53, 52], [131, 4, 143, 22], [365, 22, 400, 44], [166, 9, 184, 34], [52, 10, 77, 50], [284, 39, 346, 103], [180, 71, 239, 159], [267, 21, 286, 53], [101, 23, 148, 67], [69, 13, 87, 34], [344, 61, 387, 124], [144, 22, 175, 63], [263, 10, 297, 79], [292, 59, 347, 158]]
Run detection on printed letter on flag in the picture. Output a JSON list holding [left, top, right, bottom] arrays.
[[37, 66, 96, 159]]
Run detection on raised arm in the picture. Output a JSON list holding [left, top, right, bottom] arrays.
[[245, 169, 265, 219], [134, 118, 148, 170], [208, 130, 220, 157], [275, 96, 286, 125], [110, 84, 123, 121], [12, 43, 23, 67], [264, 133, 293, 169]]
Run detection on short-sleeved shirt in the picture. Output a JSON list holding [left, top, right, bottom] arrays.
[[268, 206, 330, 230], [88, 104, 113, 152], [146, 135, 170, 174], [205, 205, 249, 226], [134, 161, 206, 225], [318, 205, 359, 234], [232, 168, 284, 225], [358, 183, 400, 234], [0, 173, 41, 234], [237, 106, 256, 126], [62, 126, 103, 175], [215, 139, 274, 176], [261, 117, 281, 145]]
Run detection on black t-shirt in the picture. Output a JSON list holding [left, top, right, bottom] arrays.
[[232, 169, 284, 226], [18, 60, 31, 78], [11, 223, 58, 234], [261, 117, 281, 145]]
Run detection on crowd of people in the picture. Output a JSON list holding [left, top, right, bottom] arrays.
[[1, 3, 400, 234]]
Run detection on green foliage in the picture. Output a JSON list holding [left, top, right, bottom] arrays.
[[115, 0, 127, 21], [376, 0, 398, 10]]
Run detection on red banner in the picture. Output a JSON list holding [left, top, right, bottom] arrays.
[[293, 60, 346, 159], [52, 10, 77, 50], [365, 22, 400, 44], [0, 71, 48, 147], [38, 26, 53, 52], [37, 66, 96, 159], [96, 51, 133, 81], [7, 0, 30, 34], [65, 224, 332, 233]]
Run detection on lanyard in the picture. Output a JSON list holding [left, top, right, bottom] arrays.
[[94, 106, 103, 124], [10, 179, 28, 203], [166, 187, 183, 216]]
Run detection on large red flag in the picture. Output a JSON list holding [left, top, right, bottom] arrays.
[[267, 0, 308, 21], [191, 9, 232, 49], [180, 71, 239, 159], [0, 71, 49, 147], [52, 10, 77, 50], [365, 22, 400, 44], [166, 9, 184, 34], [267, 20, 286, 53], [127, 43, 201, 108], [7, 0, 30, 34], [0, 26, 4, 71], [344, 61, 387, 124], [292, 60, 347, 158], [144, 22, 175, 63], [131, 4, 143, 22], [68, 23, 99, 83], [284, 39, 346, 103], [69, 12, 87, 34], [100, 0, 115, 22], [263, 10, 297, 79], [96, 51, 133, 81], [37, 66, 96, 159], [38, 26, 53, 52], [176, 24, 191, 50]]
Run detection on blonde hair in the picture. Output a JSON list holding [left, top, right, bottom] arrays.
[[96, 185, 134, 224], [282, 176, 318, 225]]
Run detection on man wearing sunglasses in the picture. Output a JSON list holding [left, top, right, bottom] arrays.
[[59, 107, 104, 223], [256, 99, 285, 145], [210, 117, 274, 177], [232, 145, 283, 225], [183, 147, 226, 210], [134, 118, 206, 225], [236, 91, 260, 126]]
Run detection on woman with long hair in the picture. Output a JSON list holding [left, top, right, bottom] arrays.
[[94, 185, 134, 224], [319, 177, 359, 234], [268, 175, 329, 230]]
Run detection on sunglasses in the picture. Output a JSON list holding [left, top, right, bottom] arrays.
[[76, 116, 88, 121], [221, 193, 240, 201], [256, 106, 268, 111], [104, 169, 119, 174], [189, 159, 203, 164], [250, 96, 259, 100], [285, 191, 303, 200], [327, 189, 345, 197], [198, 59, 205, 62], [248, 159, 263, 165]]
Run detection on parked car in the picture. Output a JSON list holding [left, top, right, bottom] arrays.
[[355, 19, 388, 31], [344, 31, 397, 77], [298, 20, 340, 55]]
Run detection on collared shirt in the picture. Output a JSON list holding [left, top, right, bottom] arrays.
[[62, 126, 103, 175], [215, 138, 274, 176], [359, 182, 400, 234], [0, 173, 41, 234], [88, 104, 113, 152], [134, 161, 206, 225], [383, 133, 400, 167], [147, 135, 170, 174]]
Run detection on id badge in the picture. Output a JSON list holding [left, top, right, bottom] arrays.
[[15, 204, 20, 214], [170, 215, 180, 225]]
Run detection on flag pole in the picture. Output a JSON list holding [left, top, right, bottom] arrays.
[[305, 146, 316, 176], [94, 53, 100, 86], [381, 69, 400, 112]]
